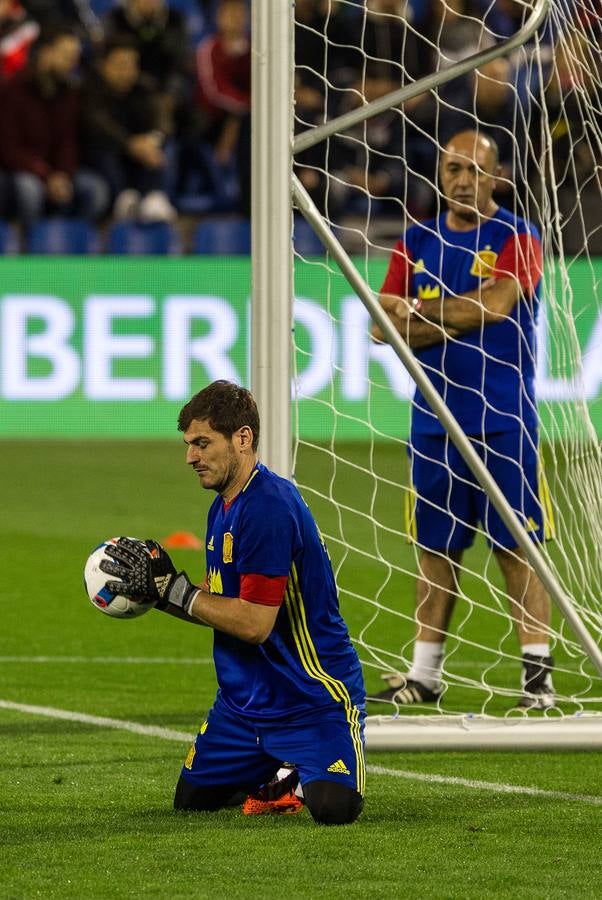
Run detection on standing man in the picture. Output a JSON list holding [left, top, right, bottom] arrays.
[[101, 380, 366, 825], [0, 24, 109, 225], [371, 130, 555, 710]]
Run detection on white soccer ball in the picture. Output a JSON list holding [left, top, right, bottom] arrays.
[[84, 537, 156, 619]]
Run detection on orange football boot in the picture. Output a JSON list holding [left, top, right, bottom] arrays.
[[242, 790, 303, 815], [242, 767, 304, 815]]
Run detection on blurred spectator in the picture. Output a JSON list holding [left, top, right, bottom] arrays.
[[440, 57, 517, 201], [523, 31, 602, 253], [427, 0, 492, 66], [104, 0, 190, 136], [362, 0, 439, 218], [0, 24, 109, 224], [194, 0, 250, 211], [22, 0, 102, 43], [195, 0, 249, 160], [475, 0, 529, 41], [472, 59, 516, 194], [293, 0, 331, 205], [328, 75, 406, 219], [0, 0, 39, 80], [541, 33, 601, 184], [475, 0, 555, 49], [361, 0, 424, 83], [293, 0, 358, 200], [81, 36, 176, 222], [294, 0, 356, 112]]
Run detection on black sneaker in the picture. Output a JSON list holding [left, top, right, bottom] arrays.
[[516, 653, 555, 710], [367, 677, 443, 705]]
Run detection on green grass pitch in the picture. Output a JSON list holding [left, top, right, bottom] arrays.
[[1, 439, 601, 899]]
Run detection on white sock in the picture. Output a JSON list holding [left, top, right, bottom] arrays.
[[408, 640, 445, 691], [521, 642, 550, 658], [276, 765, 303, 799], [521, 643, 553, 689]]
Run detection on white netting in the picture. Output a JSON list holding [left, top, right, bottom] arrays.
[[292, 0, 602, 717]]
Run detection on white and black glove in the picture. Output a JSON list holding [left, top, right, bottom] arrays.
[[99, 537, 198, 614]]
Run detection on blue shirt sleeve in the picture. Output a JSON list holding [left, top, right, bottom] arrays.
[[236, 492, 298, 578]]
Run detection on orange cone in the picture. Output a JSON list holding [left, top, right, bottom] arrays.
[[162, 531, 204, 550]]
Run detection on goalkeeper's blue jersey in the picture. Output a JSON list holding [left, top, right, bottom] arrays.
[[203, 463, 365, 722], [381, 206, 543, 437]]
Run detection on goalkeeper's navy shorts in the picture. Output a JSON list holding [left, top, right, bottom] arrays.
[[179, 692, 366, 796], [408, 429, 555, 552]]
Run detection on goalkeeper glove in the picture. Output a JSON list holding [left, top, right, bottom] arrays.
[[100, 537, 198, 614]]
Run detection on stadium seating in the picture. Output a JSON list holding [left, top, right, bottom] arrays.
[[192, 218, 251, 255], [0, 221, 19, 254], [106, 222, 182, 255], [293, 216, 324, 255], [27, 218, 101, 255], [176, 142, 241, 217]]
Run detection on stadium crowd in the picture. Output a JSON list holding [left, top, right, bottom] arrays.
[[0, 0, 598, 253]]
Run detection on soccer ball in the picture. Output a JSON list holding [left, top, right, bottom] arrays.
[[84, 537, 156, 619]]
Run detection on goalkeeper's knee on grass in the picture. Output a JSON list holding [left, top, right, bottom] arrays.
[[303, 781, 363, 825], [173, 774, 363, 824], [173, 775, 246, 811]]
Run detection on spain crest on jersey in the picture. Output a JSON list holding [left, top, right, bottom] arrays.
[[223, 531, 233, 563], [470, 246, 498, 278]]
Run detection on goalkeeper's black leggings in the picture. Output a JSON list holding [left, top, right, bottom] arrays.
[[174, 775, 363, 825]]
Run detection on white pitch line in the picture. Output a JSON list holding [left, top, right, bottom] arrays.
[[2, 657, 590, 677], [0, 700, 194, 742], [2, 699, 602, 807], [367, 764, 602, 806], [0, 656, 213, 665]]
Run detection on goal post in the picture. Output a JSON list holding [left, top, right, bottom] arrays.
[[252, 0, 602, 748], [250, 0, 293, 479]]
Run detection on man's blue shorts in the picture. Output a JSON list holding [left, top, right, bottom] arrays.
[[179, 692, 366, 796], [408, 430, 555, 552]]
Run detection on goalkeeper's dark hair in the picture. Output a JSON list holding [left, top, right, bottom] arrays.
[[178, 381, 260, 451]]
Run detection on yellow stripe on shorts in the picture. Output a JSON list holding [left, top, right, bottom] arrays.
[[405, 484, 417, 543], [284, 564, 365, 795], [537, 453, 556, 540]]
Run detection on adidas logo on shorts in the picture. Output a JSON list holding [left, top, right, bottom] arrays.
[[327, 758, 350, 775]]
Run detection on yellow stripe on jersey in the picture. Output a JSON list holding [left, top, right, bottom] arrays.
[[405, 484, 417, 543], [242, 468, 260, 492], [538, 454, 556, 540], [284, 564, 365, 795]]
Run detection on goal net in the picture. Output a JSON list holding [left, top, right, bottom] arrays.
[[290, 0, 602, 745]]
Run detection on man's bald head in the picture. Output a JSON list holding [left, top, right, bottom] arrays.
[[439, 130, 501, 227], [443, 130, 500, 172]]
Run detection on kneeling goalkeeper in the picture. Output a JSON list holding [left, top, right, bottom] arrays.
[[101, 380, 366, 825]]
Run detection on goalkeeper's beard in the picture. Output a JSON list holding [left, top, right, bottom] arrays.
[[196, 449, 241, 497]]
